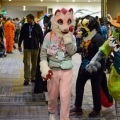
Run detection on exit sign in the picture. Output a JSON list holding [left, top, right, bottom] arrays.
[[2, 10, 7, 15]]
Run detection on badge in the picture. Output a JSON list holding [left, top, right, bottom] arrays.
[[58, 51, 64, 60]]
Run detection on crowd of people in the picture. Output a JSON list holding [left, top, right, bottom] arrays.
[[0, 16, 21, 57]]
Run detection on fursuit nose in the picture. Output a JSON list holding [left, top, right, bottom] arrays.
[[63, 28, 69, 32]]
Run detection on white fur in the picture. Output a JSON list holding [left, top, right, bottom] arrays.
[[40, 60, 50, 78], [63, 32, 73, 44], [50, 10, 75, 39], [83, 29, 97, 42], [51, 20, 63, 38]]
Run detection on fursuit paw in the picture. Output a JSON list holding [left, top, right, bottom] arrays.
[[63, 31, 73, 44], [85, 61, 101, 73], [40, 60, 53, 80]]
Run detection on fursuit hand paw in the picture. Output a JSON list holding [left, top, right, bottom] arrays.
[[40, 61, 53, 80], [63, 31, 73, 44], [85, 61, 101, 73]]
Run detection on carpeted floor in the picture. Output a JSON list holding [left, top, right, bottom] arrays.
[[0, 49, 119, 120]]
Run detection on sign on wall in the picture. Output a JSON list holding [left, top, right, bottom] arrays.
[[2, 10, 7, 15]]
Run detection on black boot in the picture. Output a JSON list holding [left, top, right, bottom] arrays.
[[89, 110, 100, 117], [23, 80, 29, 86]]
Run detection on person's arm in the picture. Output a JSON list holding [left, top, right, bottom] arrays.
[[12, 23, 16, 32], [40, 33, 53, 80], [107, 24, 111, 38], [86, 39, 112, 73], [18, 25, 25, 49], [107, 14, 113, 22], [38, 25, 44, 46], [63, 32, 77, 56]]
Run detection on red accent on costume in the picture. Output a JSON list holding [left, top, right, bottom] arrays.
[[43, 70, 53, 80], [69, 8, 73, 13], [55, 9, 61, 15], [100, 87, 113, 107], [69, 26, 74, 32], [61, 8, 68, 15]]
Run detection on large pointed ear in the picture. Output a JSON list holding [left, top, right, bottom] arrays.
[[81, 18, 89, 27], [55, 9, 61, 16], [69, 8, 73, 14]]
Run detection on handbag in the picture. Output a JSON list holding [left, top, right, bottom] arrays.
[[60, 60, 73, 70]]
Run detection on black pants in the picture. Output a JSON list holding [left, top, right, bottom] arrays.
[[75, 67, 103, 112], [14, 29, 20, 43]]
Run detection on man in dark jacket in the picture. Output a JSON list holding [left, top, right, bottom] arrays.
[[18, 14, 43, 86]]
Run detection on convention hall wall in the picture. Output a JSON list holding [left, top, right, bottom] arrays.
[[2, 1, 101, 19], [107, 0, 120, 18], [4, 10, 37, 19]]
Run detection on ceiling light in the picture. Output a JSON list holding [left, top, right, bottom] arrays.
[[23, 6, 26, 11], [56, 0, 59, 2], [9, 0, 11, 1], [72, 0, 75, 2], [40, 0, 43, 2], [88, 0, 91, 2]]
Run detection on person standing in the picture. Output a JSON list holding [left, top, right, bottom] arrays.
[[70, 15, 105, 117], [40, 8, 76, 120], [18, 14, 43, 86], [4, 17, 16, 53], [0, 21, 3, 39], [14, 18, 21, 43]]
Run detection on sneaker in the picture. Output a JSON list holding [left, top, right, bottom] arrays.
[[49, 113, 56, 120], [89, 110, 100, 117], [23, 80, 29, 86], [70, 106, 83, 116]]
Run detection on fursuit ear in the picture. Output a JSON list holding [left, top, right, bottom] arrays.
[[69, 8, 73, 14], [81, 18, 89, 27], [55, 9, 61, 16]]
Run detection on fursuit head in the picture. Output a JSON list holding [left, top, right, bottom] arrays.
[[51, 8, 75, 38]]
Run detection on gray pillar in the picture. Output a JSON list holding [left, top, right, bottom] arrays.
[[101, 0, 107, 17], [0, 0, 2, 14]]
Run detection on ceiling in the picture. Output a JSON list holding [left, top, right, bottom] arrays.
[[2, 0, 101, 2], [1, 0, 101, 12], [2, 6, 45, 11]]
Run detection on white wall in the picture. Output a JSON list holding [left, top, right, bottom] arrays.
[[47, 3, 101, 18], [4, 10, 37, 19], [2, 2, 101, 18]]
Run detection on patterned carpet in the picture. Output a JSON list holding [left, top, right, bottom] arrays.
[[0, 49, 120, 120]]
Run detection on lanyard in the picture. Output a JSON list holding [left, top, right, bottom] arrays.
[[29, 25, 34, 38]]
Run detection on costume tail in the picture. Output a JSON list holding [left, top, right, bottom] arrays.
[[100, 87, 113, 107]]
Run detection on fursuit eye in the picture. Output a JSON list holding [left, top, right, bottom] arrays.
[[57, 19, 63, 25], [68, 19, 72, 24]]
